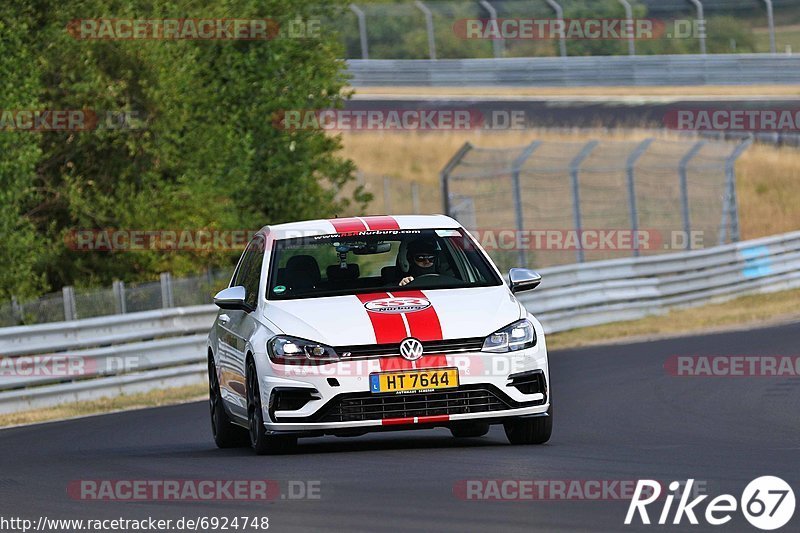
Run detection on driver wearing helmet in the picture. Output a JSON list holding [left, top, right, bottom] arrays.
[[399, 238, 440, 287]]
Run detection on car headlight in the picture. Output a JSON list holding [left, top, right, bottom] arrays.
[[267, 335, 339, 363], [482, 319, 536, 353]]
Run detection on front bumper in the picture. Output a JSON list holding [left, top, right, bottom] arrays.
[[255, 347, 549, 434]]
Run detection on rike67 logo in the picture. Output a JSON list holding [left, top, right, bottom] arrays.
[[626, 477, 795, 530]]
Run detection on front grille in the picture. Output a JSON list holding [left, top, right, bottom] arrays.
[[335, 337, 484, 358], [315, 387, 512, 423]]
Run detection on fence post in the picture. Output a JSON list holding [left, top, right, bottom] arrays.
[[569, 141, 599, 263], [626, 138, 653, 257], [545, 0, 567, 57], [511, 141, 541, 267], [349, 4, 369, 59], [383, 176, 392, 214], [687, 0, 707, 55], [440, 142, 473, 216], [113, 280, 127, 314], [479, 0, 504, 58], [160, 273, 174, 308], [678, 141, 706, 250], [414, 1, 437, 60], [411, 182, 420, 214], [617, 0, 636, 56], [721, 138, 753, 244], [761, 0, 777, 54], [62, 286, 77, 321], [11, 296, 21, 325]]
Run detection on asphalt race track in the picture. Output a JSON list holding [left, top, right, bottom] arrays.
[[346, 96, 800, 131], [2, 322, 798, 532]]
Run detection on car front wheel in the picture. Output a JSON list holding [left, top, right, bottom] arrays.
[[504, 404, 553, 445], [209, 357, 249, 448], [246, 357, 297, 455]]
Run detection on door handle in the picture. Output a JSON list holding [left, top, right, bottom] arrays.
[[218, 314, 230, 324]]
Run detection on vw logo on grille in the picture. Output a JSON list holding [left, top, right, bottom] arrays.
[[399, 338, 424, 361]]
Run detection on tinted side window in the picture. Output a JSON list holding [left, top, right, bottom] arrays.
[[241, 237, 265, 309]]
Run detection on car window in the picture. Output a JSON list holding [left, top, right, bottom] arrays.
[[234, 236, 265, 308], [267, 228, 501, 300]]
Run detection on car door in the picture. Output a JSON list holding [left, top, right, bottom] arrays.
[[216, 236, 265, 417]]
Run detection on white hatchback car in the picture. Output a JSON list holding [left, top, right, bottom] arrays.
[[207, 215, 551, 454]]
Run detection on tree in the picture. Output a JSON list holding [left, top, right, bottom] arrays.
[[2, 0, 365, 293]]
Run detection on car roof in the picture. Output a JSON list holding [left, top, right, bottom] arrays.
[[257, 215, 462, 239]]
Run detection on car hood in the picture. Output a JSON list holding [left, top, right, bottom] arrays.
[[266, 286, 523, 346]]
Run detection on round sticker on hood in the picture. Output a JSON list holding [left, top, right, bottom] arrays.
[[364, 297, 431, 314]]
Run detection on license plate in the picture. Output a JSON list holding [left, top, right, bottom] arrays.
[[369, 368, 459, 394]]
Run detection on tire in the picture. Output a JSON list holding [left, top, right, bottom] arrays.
[[246, 357, 297, 455], [209, 357, 249, 448], [504, 404, 553, 445], [450, 422, 490, 438]]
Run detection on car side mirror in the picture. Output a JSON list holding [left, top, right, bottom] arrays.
[[214, 286, 253, 312], [508, 268, 542, 294]]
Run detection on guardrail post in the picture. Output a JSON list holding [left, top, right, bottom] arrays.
[[62, 286, 77, 321], [626, 138, 653, 257], [479, 1, 503, 58], [511, 141, 541, 267], [720, 138, 752, 244], [617, 0, 636, 56], [686, 0, 706, 55], [411, 181, 420, 214], [160, 273, 174, 308], [570, 141, 599, 263], [349, 4, 369, 59], [414, 1, 437, 60], [678, 141, 706, 250], [761, 0, 777, 54], [440, 142, 473, 216], [545, 0, 567, 57], [113, 280, 127, 314]]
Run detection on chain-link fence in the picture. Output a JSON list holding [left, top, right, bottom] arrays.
[[335, 0, 797, 59], [442, 138, 751, 271], [337, 172, 441, 216], [1, 269, 231, 327]]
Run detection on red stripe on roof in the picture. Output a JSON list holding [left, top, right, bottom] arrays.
[[329, 217, 367, 234], [362, 216, 400, 231]]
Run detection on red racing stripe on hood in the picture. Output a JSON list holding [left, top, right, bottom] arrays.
[[356, 292, 413, 370], [392, 289, 447, 368]]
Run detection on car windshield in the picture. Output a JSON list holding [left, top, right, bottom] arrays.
[[267, 228, 502, 300]]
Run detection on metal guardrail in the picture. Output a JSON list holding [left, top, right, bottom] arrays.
[[1, 230, 799, 414], [346, 54, 800, 86], [0, 306, 217, 414], [523, 230, 800, 332]]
